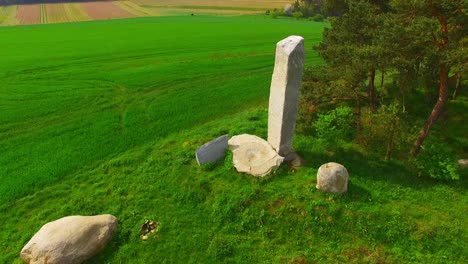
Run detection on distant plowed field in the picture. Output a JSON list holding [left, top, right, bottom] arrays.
[[136, 0, 290, 9], [81, 2, 134, 20], [46, 3, 80, 23], [2, 0, 287, 26], [16, 4, 40, 25]]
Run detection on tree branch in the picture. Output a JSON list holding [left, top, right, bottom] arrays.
[[430, 4, 449, 49]]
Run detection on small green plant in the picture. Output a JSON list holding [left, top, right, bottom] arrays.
[[414, 137, 460, 180], [314, 106, 355, 142], [292, 11, 303, 20], [271, 11, 280, 19], [208, 236, 236, 260], [310, 14, 324, 22]]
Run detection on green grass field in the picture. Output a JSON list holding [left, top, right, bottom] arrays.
[[0, 15, 466, 263], [0, 16, 323, 203]]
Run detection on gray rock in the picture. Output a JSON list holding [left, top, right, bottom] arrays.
[[286, 152, 305, 167], [316, 162, 349, 193], [229, 134, 284, 177], [267, 36, 305, 158], [20, 215, 117, 264], [196, 135, 229, 165]]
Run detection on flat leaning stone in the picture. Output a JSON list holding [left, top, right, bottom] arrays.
[[196, 134, 229, 165]]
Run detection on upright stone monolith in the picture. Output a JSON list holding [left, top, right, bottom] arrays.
[[267, 35, 305, 159]]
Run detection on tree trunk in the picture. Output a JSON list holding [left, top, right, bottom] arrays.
[[353, 87, 362, 135], [452, 75, 461, 100], [385, 116, 396, 161], [411, 64, 450, 156], [367, 68, 376, 111], [381, 69, 385, 88]]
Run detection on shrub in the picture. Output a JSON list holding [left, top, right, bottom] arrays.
[[414, 137, 460, 180], [357, 103, 413, 160], [311, 14, 324, 22], [292, 11, 303, 20], [271, 11, 280, 19], [314, 106, 355, 142]]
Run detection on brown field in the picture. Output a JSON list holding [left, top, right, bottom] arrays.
[[81, 2, 134, 20], [16, 4, 40, 25]]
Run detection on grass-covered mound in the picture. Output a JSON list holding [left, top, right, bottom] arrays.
[[0, 15, 466, 263], [1, 107, 466, 263]]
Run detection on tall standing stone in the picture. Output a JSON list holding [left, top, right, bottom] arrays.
[[267, 36, 305, 158]]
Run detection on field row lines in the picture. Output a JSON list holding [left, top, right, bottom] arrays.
[[1, 0, 281, 26], [1, 1, 146, 26]]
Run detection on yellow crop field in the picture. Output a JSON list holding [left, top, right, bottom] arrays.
[[114, 1, 154, 16], [39, 4, 48, 24], [0, 6, 18, 25], [46, 4, 68, 23], [64, 3, 91, 22]]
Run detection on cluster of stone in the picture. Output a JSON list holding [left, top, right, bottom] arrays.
[[194, 35, 349, 191], [195, 36, 305, 177], [20, 36, 352, 264]]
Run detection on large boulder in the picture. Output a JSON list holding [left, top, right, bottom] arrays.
[[316, 162, 349, 193], [229, 134, 284, 177], [20, 214, 117, 264]]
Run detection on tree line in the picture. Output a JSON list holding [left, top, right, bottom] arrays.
[[299, 0, 467, 180]]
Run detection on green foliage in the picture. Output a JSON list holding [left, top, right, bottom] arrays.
[[414, 137, 460, 180], [315, 106, 355, 142], [292, 11, 304, 20], [310, 14, 324, 22], [208, 236, 237, 260], [271, 10, 281, 18], [357, 103, 414, 160]]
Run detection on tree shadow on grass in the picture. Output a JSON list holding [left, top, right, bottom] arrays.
[[298, 146, 468, 191]]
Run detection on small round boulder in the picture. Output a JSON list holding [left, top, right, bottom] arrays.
[[316, 162, 348, 193]]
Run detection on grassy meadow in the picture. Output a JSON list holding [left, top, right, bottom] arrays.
[[0, 15, 466, 263]]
